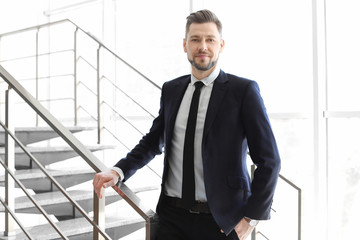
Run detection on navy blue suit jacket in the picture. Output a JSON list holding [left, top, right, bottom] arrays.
[[115, 70, 281, 235]]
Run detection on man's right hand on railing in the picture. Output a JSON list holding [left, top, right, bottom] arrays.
[[93, 169, 120, 199]]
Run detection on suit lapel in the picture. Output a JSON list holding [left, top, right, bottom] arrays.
[[203, 71, 229, 138], [165, 76, 190, 146]]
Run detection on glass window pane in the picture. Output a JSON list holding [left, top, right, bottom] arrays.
[[115, 0, 190, 85], [268, 118, 314, 239], [328, 118, 360, 240], [198, 0, 314, 113], [327, 1, 360, 111]]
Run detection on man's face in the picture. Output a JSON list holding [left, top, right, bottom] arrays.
[[183, 22, 225, 72]]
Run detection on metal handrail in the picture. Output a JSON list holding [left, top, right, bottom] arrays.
[[0, 120, 111, 240], [0, 18, 161, 145], [102, 75, 156, 118], [0, 49, 74, 63], [251, 165, 302, 240], [0, 64, 156, 239], [278, 173, 302, 240], [0, 196, 34, 239], [102, 101, 145, 136], [0, 19, 161, 91], [0, 157, 70, 240]]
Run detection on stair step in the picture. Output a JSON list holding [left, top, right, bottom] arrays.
[[12, 215, 145, 240], [0, 190, 119, 217], [0, 168, 95, 192], [0, 126, 95, 146], [0, 145, 114, 169], [0, 186, 159, 218]]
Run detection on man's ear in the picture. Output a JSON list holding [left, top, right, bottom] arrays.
[[183, 38, 187, 53], [219, 39, 225, 53]]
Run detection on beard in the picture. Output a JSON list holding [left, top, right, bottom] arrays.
[[188, 56, 218, 71]]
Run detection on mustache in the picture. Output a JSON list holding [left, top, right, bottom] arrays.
[[196, 50, 209, 55], [195, 51, 212, 57]]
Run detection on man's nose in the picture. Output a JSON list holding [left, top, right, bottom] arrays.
[[198, 40, 208, 51]]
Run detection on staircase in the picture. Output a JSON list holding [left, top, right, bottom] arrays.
[[0, 19, 161, 239], [0, 126, 158, 239]]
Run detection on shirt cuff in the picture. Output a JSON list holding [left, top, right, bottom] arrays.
[[244, 217, 259, 226], [110, 166, 124, 181]]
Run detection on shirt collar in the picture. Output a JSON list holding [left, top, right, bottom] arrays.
[[190, 66, 220, 86]]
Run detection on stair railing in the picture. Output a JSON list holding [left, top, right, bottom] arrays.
[[0, 64, 156, 239], [250, 165, 302, 240], [278, 174, 302, 240], [0, 19, 161, 145], [0, 19, 162, 180], [0, 196, 33, 239], [0, 120, 111, 240]]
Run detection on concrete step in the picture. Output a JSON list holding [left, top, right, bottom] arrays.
[[0, 126, 95, 146], [11, 215, 145, 240], [0, 190, 120, 218], [0, 168, 95, 192], [0, 186, 159, 218], [0, 145, 114, 169]]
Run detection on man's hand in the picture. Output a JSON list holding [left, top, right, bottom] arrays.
[[234, 218, 256, 240], [93, 169, 120, 199], [221, 218, 255, 240]]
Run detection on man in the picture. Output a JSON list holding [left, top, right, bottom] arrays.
[[93, 9, 281, 240]]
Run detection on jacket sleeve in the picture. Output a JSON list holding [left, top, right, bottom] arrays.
[[242, 81, 281, 220]]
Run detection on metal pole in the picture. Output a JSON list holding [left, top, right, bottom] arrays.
[[312, 0, 328, 239], [93, 190, 106, 240], [97, 45, 102, 144], [4, 87, 15, 237], [74, 28, 79, 126], [250, 165, 257, 240], [145, 219, 150, 240], [36, 28, 40, 126], [298, 189, 302, 240]]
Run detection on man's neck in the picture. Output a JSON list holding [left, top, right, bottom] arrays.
[[191, 65, 217, 80]]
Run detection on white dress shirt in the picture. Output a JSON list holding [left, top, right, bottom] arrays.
[[164, 67, 220, 201]]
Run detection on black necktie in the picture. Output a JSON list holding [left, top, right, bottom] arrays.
[[182, 81, 204, 209]]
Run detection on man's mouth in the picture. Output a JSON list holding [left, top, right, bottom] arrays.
[[195, 53, 209, 59]]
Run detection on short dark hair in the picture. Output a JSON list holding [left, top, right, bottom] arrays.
[[185, 9, 222, 38]]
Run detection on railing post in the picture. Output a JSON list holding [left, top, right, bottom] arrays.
[[35, 28, 40, 127], [298, 188, 302, 240], [4, 87, 15, 237], [250, 165, 257, 240], [93, 189, 106, 240], [97, 45, 102, 144], [74, 28, 79, 126]]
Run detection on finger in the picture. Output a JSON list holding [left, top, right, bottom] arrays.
[[103, 181, 112, 189], [93, 177, 104, 198], [93, 174, 102, 190], [94, 183, 102, 198], [94, 185, 102, 199], [97, 191, 102, 199], [92, 175, 98, 186]]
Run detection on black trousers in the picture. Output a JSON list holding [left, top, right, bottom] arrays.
[[155, 203, 239, 240]]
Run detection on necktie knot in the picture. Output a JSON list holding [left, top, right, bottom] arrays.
[[194, 81, 204, 90]]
